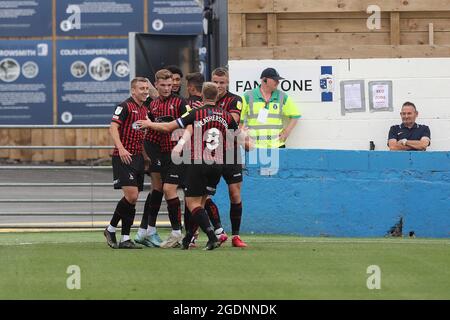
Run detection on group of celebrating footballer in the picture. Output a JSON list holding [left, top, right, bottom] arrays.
[[104, 66, 253, 251]]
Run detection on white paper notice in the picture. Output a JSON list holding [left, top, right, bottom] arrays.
[[257, 107, 269, 123], [344, 83, 362, 109], [372, 84, 389, 109]]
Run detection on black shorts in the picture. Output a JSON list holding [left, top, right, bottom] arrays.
[[112, 155, 145, 191], [144, 141, 163, 173], [184, 164, 223, 197], [222, 163, 243, 185], [160, 152, 186, 186]]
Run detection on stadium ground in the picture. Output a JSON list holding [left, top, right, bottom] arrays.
[[0, 230, 449, 300]]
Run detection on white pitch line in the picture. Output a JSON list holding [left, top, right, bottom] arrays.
[[0, 222, 172, 233], [245, 238, 450, 245], [0, 238, 448, 247], [1, 240, 101, 246]]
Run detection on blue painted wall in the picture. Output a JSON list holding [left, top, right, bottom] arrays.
[[213, 150, 450, 238]]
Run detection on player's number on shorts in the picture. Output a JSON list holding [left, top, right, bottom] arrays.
[[206, 128, 220, 151]]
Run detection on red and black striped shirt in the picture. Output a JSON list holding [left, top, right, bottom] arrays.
[[177, 104, 238, 163], [216, 91, 242, 117], [142, 96, 153, 109], [111, 97, 148, 156], [146, 94, 188, 153], [187, 94, 203, 109], [217, 91, 243, 160]]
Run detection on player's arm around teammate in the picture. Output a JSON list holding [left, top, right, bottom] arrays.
[[135, 69, 179, 248], [137, 83, 253, 250], [204, 67, 250, 247]]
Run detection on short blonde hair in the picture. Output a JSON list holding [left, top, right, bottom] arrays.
[[202, 82, 218, 101], [155, 69, 173, 81], [130, 77, 149, 88], [212, 67, 228, 78]]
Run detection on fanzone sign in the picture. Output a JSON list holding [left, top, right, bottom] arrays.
[[229, 60, 335, 102]]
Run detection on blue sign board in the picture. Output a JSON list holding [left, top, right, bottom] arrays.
[[0, 40, 53, 124], [148, 0, 203, 35], [0, 0, 52, 37], [56, 39, 130, 125], [56, 0, 143, 36]]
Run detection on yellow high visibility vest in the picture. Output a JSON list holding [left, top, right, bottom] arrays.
[[240, 87, 301, 148]]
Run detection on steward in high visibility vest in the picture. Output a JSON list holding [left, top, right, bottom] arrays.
[[240, 68, 301, 148]]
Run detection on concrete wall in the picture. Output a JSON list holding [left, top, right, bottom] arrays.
[[229, 58, 450, 151], [213, 149, 450, 238]]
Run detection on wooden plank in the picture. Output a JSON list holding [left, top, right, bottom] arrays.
[[229, 0, 273, 13], [246, 19, 390, 34], [247, 32, 390, 47], [0, 129, 9, 159], [245, 17, 450, 34], [267, 13, 278, 46], [429, 23, 435, 45], [277, 18, 390, 33], [242, 14, 247, 47], [229, 14, 244, 47], [277, 32, 390, 46], [272, 45, 450, 59], [42, 129, 54, 161], [402, 11, 450, 18], [229, 47, 275, 60], [63, 128, 76, 161], [401, 31, 450, 45], [19, 129, 32, 161], [400, 18, 450, 32], [247, 13, 267, 20], [8, 129, 21, 160], [75, 129, 90, 160], [246, 19, 267, 34], [247, 32, 450, 48], [391, 12, 401, 45], [87, 129, 95, 160], [429, 31, 450, 45], [279, 12, 390, 19], [275, 0, 361, 12], [31, 129, 43, 162], [90, 128, 99, 160], [246, 33, 268, 46], [53, 129, 65, 162], [274, 0, 450, 13], [97, 128, 111, 159]]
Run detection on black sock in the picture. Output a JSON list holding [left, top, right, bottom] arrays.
[[178, 201, 182, 232], [230, 202, 242, 235], [139, 192, 152, 229], [166, 197, 181, 231], [147, 190, 163, 227], [184, 204, 192, 234], [110, 197, 129, 227], [116, 198, 136, 236], [205, 198, 222, 230], [121, 208, 136, 237], [182, 205, 194, 242], [191, 207, 216, 242], [110, 202, 122, 227], [184, 206, 198, 239]]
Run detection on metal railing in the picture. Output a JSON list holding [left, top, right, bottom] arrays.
[[0, 126, 171, 229]]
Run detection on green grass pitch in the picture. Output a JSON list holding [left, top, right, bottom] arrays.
[[0, 230, 449, 299]]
